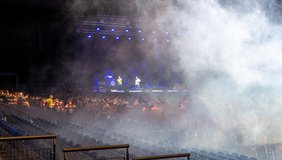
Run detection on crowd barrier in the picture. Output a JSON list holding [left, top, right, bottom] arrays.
[[0, 135, 56, 160], [63, 144, 130, 160], [132, 153, 190, 160]]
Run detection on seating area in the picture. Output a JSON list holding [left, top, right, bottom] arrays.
[[1, 0, 282, 159], [0, 102, 260, 160]]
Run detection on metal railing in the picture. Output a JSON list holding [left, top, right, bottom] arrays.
[[132, 153, 191, 160], [0, 148, 51, 160], [63, 144, 130, 160], [0, 135, 56, 160]]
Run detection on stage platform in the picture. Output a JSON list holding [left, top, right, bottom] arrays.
[[93, 89, 189, 93]]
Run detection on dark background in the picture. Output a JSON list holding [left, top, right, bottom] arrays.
[[0, 0, 281, 92], [0, 0, 175, 93], [0, 1, 70, 90], [0, 0, 137, 90]]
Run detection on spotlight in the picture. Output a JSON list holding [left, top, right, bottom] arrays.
[[102, 35, 106, 39], [96, 27, 100, 31], [111, 28, 115, 32], [128, 37, 132, 40], [116, 36, 119, 40], [138, 30, 142, 33], [88, 35, 92, 38], [142, 38, 144, 41], [165, 32, 168, 35], [125, 29, 129, 32], [152, 31, 155, 34]]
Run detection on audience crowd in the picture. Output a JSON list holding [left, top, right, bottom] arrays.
[[0, 89, 190, 121]]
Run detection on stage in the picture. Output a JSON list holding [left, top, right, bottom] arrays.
[[93, 89, 189, 93]]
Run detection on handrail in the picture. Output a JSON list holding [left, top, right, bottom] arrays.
[[63, 144, 129, 152], [132, 153, 191, 160], [63, 144, 129, 160], [0, 135, 56, 141], [0, 135, 57, 160]]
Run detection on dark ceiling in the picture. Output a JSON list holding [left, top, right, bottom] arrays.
[[0, 0, 66, 9], [0, 0, 141, 89], [0, 0, 281, 90]]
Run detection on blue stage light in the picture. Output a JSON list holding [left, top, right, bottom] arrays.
[[142, 38, 144, 41], [96, 27, 100, 31], [125, 29, 129, 32], [102, 35, 106, 39], [128, 37, 132, 40], [138, 30, 142, 33], [111, 28, 115, 31], [116, 36, 120, 40], [88, 35, 92, 38]]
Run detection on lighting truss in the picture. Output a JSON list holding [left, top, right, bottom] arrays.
[[76, 14, 156, 36]]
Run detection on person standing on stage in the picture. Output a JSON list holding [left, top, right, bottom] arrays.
[[135, 76, 141, 89], [117, 76, 122, 90]]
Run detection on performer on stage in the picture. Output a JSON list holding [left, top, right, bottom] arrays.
[[117, 76, 122, 90], [135, 76, 141, 88]]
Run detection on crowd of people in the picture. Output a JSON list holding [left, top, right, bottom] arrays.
[[0, 90, 30, 107], [39, 94, 76, 113], [0, 89, 190, 121]]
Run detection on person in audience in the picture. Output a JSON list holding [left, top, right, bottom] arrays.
[[179, 103, 186, 112], [23, 99, 30, 108], [40, 98, 47, 109], [58, 99, 64, 111], [17, 95, 24, 107], [46, 95, 54, 110], [53, 98, 60, 111], [65, 100, 76, 114]]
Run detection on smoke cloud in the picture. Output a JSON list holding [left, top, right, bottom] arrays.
[[60, 0, 282, 159], [133, 0, 282, 153]]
